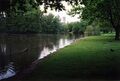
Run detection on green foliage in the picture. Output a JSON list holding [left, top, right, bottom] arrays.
[[65, 20, 87, 34], [0, 0, 38, 17], [68, 0, 120, 40], [85, 25, 100, 36], [41, 14, 64, 34], [0, 11, 64, 34], [0, 11, 41, 33], [99, 21, 114, 34], [0, 0, 65, 34], [85, 26, 94, 36], [1, 0, 118, 36]]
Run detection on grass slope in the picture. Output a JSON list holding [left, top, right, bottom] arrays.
[[13, 34, 120, 80]]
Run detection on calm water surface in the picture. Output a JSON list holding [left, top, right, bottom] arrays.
[[0, 34, 82, 80]]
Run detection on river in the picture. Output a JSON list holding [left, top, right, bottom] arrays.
[[0, 34, 82, 80]]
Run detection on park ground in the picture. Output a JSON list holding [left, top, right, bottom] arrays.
[[4, 34, 120, 81]]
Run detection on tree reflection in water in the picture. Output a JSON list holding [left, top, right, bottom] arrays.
[[0, 34, 81, 80]]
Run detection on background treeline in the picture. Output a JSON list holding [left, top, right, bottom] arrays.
[[64, 20, 114, 36], [0, 0, 119, 39], [0, 12, 114, 35], [0, 10, 114, 35], [0, 10, 64, 34]]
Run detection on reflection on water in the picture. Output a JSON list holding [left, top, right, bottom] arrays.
[[0, 34, 81, 80], [39, 46, 57, 59], [0, 62, 16, 80], [39, 39, 74, 59]]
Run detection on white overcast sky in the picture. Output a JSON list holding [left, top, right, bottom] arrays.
[[40, 2, 80, 23]]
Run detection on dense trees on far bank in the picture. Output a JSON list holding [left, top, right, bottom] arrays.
[[0, 0, 116, 36], [64, 20, 87, 35], [0, 11, 64, 34], [0, 0, 64, 34], [41, 14, 64, 34], [0, 12, 113, 35], [64, 20, 113, 36]]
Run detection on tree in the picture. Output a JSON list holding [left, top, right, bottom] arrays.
[[0, 0, 38, 17], [1, 0, 120, 40], [0, 0, 9, 13], [0, 0, 42, 33], [38, 0, 120, 40], [41, 14, 63, 34], [69, 0, 120, 40], [0, 0, 80, 15], [65, 20, 87, 35], [99, 20, 114, 33]]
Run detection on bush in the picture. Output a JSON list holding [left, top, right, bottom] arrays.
[[65, 21, 87, 35], [85, 26, 100, 36]]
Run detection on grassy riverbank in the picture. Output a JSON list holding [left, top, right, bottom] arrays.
[[8, 34, 120, 81]]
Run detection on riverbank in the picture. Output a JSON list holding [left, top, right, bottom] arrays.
[[4, 34, 120, 81]]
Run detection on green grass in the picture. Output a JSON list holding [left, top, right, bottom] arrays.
[[10, 34, 120, 80]]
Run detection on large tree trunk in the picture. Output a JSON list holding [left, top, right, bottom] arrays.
[[108, 6, 120, 40], [115, 28, 120, 40]]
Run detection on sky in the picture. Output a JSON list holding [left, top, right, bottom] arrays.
[[47, 10, 80, 23], [40, 2, 80, 23]]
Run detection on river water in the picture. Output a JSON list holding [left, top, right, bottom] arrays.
[[0, 34, 82, 80]]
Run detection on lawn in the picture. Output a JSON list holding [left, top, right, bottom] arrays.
[[6, 34, 120, 81]]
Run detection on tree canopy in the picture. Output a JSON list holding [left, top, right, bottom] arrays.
[[69, 0, 120, 40], [0, 0, 120, 39]]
